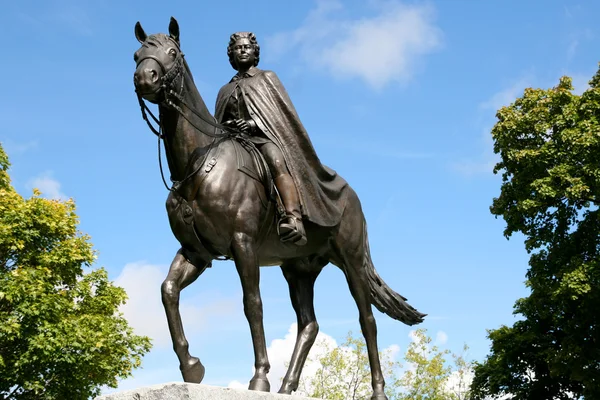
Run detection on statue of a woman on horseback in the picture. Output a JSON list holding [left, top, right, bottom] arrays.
[[132, 18, 425, 400], [215, 32, 348, 246]]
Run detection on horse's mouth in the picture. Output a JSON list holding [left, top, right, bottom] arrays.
[[136, 88, 163, 103]]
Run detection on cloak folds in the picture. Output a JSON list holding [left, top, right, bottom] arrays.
[[215, 68, 348, 227]]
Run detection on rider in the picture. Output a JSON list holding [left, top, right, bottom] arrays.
[[215, 32, 347, 246]]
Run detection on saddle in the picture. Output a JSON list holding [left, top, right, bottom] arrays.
[[176, 137, 283, 212], [169, 137, 284, 261]]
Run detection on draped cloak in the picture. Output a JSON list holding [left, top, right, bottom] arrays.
[[215, 67, 348, 227]]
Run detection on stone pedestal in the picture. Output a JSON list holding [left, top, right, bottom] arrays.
[[96, 382, 320, 400]]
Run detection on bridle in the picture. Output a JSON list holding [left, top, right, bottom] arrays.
[[134, 39, 239, 190], [134, 42, 236, 138]]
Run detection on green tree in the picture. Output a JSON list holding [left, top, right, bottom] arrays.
[[397, 329, 472, 400], [448, 344, 475, 400], [0, 144, 151, 400], [296, 329, 473, 400], [295, 332, 400, 400], [471, 67, 600, 399], [396, 329, 450, 400]]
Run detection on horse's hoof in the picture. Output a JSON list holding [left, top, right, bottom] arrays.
[[180, 357, 205, 383], [371, 394, 388, 400], [277, 382, 295, 395], [249, 377, 270, 392]]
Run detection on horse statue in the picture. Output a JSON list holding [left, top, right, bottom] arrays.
[[132, 17, 425, 400]]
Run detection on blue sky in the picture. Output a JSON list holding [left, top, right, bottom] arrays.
[[2, 0, 599, 394]]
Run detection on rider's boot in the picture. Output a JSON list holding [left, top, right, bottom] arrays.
[[274, 174, 307, 246]]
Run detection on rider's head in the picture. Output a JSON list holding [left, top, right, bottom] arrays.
[[227, 32, 260, 71]]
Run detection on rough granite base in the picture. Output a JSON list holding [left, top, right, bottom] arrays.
[[95, 382, 321, 400]]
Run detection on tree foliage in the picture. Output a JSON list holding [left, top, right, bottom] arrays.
[[398, 330, 472, 400], [295, 332, 399, 400], [471, 67, 600, 399], [0, 144, 151, 400], [296, 329, 473, 400]]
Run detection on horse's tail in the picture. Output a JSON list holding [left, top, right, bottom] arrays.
[[362, 220, 426, 326]]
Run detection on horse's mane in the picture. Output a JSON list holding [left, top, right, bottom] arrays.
[[183, 59, 194, 83]]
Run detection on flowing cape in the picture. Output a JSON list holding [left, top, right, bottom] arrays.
[[215, 68, 348, 227]]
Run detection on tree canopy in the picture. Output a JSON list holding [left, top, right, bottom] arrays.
[[0, 144, 151, 400], [295, 329, 473, 400], [471, 67, 600, 399]]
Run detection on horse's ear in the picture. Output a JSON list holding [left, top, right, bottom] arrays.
[[169, 16, 180, 44], [135, 21, 147, 43]]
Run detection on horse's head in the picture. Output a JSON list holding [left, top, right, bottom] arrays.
[[133, 17, 183, 104]]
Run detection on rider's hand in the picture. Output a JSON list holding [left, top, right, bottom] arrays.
[[234, 119, 250, 133], [223, 119, 255, 134]]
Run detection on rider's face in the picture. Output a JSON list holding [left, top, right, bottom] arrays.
[[232, 38, 256, 70]]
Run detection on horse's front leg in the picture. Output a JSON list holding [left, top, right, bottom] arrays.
[[162, 248, 210, 383], [231, 232, 270, 392]]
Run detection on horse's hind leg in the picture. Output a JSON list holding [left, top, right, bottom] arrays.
[[162, 248, 210, 383], [278, 258, 325, 394], [332, 196, 388, 400]]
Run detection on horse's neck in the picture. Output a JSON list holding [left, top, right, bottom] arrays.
[[160, 68, 215, 182]]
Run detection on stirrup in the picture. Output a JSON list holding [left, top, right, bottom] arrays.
[[277, 215, 307, 246]]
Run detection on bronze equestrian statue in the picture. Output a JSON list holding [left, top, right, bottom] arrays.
[[132, 17, 425, 400]]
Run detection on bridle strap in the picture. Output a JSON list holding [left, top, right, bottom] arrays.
[[136, 92, 162, 137], [166, 89, 238, 138], [136, 54, 167, 75]]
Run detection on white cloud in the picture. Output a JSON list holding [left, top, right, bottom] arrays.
[[454, 78, 532, 176], [1, 140, 38, 155], [408, 328, 423, 343], [403, 329, 438, 375], [407, 328, 429, 359], [458, 70, 594, 177], [452, 126, 498, 177], [479, 77, 531, 112], [114, 262, 238, 348], [28, 171, 67, 200], [266, 323, 338, 392], [567, 39, 578, 61], [435, 330, 448, 346], [227, 380, 247, 390], [103, 366, 181, 395], [452, 156, 497, 177], [114, 262, 170, 346], [444, 368, 475, 399], [565, 28, 593, 62], [235, 324, 401, 396], [267, 0, 442, 89], [386, 343, 401, 361]]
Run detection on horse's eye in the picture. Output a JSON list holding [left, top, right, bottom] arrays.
[[168, 48, 177, 58]]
